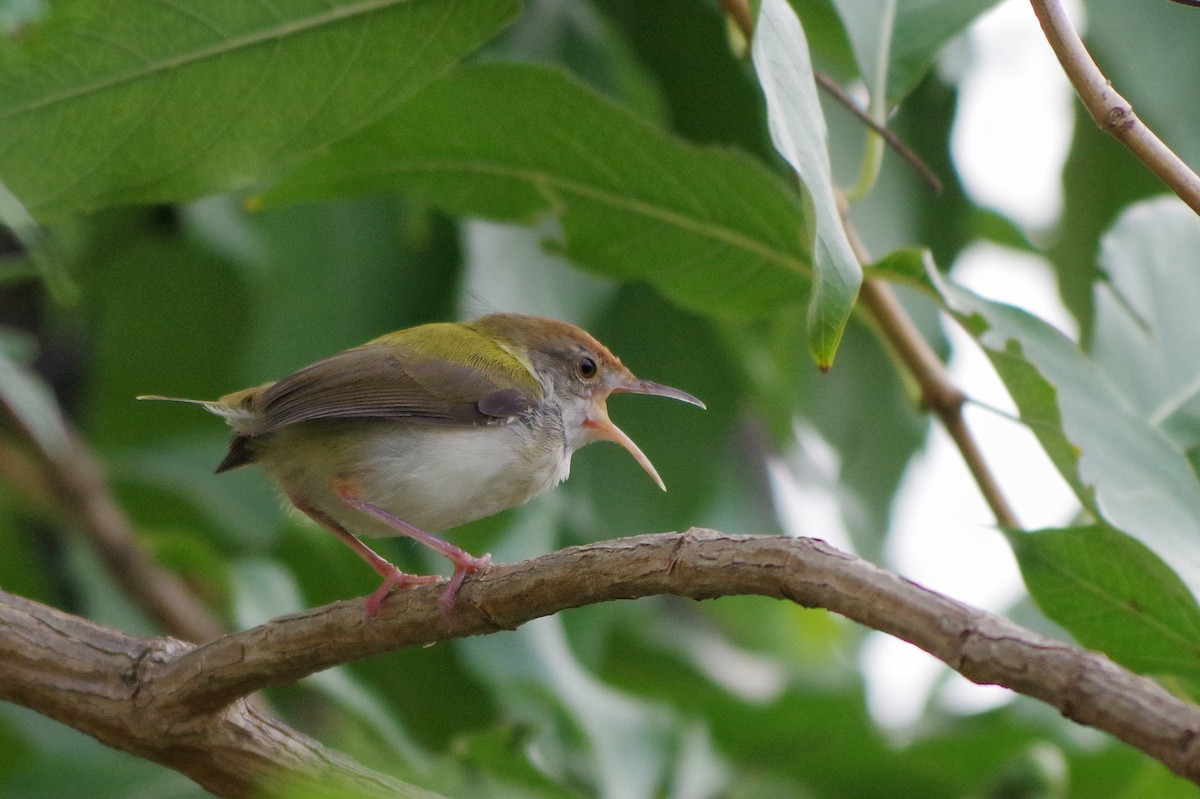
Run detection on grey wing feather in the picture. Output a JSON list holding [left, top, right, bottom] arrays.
[[250, 346, 533, 435]]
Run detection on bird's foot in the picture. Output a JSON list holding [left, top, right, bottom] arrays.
[[363, 569, 439, 620], [438, 551, 492, 617]]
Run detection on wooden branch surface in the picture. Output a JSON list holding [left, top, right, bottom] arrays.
[[4, 530, 1200, 796]]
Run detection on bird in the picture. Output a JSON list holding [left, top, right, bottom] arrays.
[[141, 312, 704, 618]]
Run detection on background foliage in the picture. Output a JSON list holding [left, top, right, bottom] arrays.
[[2, 0, 1200, 796]]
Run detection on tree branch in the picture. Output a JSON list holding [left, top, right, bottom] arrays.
[[4, 530, 1200, 794], [0, 590, 440, 799], [1029, 0, 1200, 216]]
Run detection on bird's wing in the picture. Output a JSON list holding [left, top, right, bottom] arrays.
[[247, 333, 539, 436]]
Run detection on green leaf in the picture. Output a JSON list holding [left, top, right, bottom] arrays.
[[828, 0, 1000, 104], [1008, 524, 1200, 685], [752, 0, 862, 366], [264, 62, 811, 318], [0, 0, 518, 220], [867, 246, 938, 295], [1092, 198, 1200, 444], [885, 0, 1000, 103], [933, 265, 1200, 599]]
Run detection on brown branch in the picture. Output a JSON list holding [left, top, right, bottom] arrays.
[[3, 530, 1199, 793], [0, 590, 434, 799], [1029, 0, 1200, 216], [839, 218, 1021, 529], [857, 281, 1021, 529]]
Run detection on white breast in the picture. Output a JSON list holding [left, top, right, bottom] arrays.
[[263, 419, 572, 536]]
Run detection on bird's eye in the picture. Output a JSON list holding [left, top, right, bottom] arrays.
[[577, 356, 598, 379]]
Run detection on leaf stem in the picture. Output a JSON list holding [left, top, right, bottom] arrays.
[[846, 0, 895, 203]]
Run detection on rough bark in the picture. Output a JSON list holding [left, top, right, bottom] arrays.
[[3, 529, 1199, 796]]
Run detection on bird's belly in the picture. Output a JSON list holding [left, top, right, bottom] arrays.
[[263, 421, 570, 535]]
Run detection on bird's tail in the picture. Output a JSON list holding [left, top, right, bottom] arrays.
[[137, 393, 259, 430]]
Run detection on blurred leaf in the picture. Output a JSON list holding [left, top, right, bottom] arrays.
[[0, 341, 70, 458], [0, 182, 76, 304], [450, 726, 570, 798], [1054, 0, 1200, 340], [595, 0, 776, 155], [1111, 756, 1200, 799], [0, 0, 519, 220], [1084, 0, 1200, 171], [0, 706, 205, 799], [0, 712, 33, 784], [887, 0, 1000, 103], [1008, 524, 1200, 686], [752, 0, 862, 366], [1052, 108, 1161, 341], [81, 237, 253, 448], [112, 441, 282, 552], [457, 504, 699, 799], [262, 62, 810, 319], [796, 313, 928, 558], [828, 0, 1000, 104], [604, 632, 957, 798], [481, 0, 668, 125], [460, 219, 616, 323], [0, 0, 46, 35], [239, 196, 461, 380]]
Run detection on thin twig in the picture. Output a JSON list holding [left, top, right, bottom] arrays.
[[857, 281, 1020, 528], [813, 72, 942, 195], [1029, 0, 1200, 216]]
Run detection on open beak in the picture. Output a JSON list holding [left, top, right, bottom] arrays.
[[586, 378, 705, 491]]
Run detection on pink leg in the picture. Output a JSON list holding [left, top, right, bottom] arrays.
[[331, 484, 491, 616], [287, 492, 437, 620]]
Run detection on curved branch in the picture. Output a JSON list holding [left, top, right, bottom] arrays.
[[5, 530, 1199, 794], [1030, 0, 1200, 216]]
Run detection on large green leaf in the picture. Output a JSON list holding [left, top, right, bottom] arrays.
[[752, 0, 861, 366], [0, 0, 518, 220], [928, 199, 1200, 599], [263, 62, 811, 318], [1009, 524, 1200, 685]]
